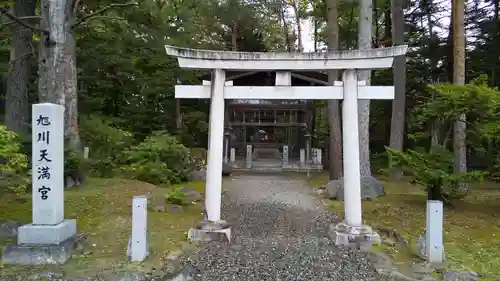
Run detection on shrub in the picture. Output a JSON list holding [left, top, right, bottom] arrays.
[[0, 125, 30, 194], [118, 131, 191, 185], [80, 115, 133, 177], [165, 185, 189, 205], [386, 146, 486, 203], [64, 148, 87, 186], [189, 147, 207, 170]]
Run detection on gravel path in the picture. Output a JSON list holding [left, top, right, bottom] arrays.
[[186, 173, 382, 281]]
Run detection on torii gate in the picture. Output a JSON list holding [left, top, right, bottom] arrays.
[[166, 45, 408, 244]]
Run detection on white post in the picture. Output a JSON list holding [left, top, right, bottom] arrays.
[[342, 69, 363, 227], [130, 196, 148, 262], [282, 145, 289, 165], [300, 149, 305, 165], [17, 103, 76, 245], [83, 146, 89, 159], [204, 69, 226, 222], [312, 148, 317, 164], [426, 200, 444, 264], [317, 149, 322, 165], [230, 148, 236, 163], [246, 144, 252, 168]]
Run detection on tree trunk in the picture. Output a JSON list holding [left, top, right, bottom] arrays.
[[38, 0, 81, 150], [326, 0, 343, 180], [357, 0, 373, 177], [5, 0, 36, 135], [292, 2, 303, 52], [313, 19, 318, 52], [280, 6, 292, 51], [452, 0, 467, 186], [425, 0, 443, 150], [176, 98, 182, 131], [388, 0, 406, 178]]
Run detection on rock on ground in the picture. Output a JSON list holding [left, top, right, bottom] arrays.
[[326, 176, 385, 200], [0, 220, 22, 237], [415, 231, 446, 261], [183, 174, 383, 281]]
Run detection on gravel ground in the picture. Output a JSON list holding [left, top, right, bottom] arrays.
[[186, 173, 382, 281]]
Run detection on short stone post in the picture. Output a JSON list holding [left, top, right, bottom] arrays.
[[300, 149, 305, 165], [316, 149, 322, 165], [230, 148, 236, 163], [223, 131, 230, 165], [426, 200, 444, 264], [246, 144, 252, 168], [282, 145, 289, 166], [83, 146, 89, 159], [129, 196, 148, 262], [2, 103, 79, 265]]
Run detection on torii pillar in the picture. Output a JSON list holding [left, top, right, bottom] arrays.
[[166, 45, 408, 244]]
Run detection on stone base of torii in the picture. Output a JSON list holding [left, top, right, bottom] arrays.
[[166, 45, 407, 245]]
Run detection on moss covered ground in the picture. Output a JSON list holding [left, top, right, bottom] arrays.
[[0, 178, 205, 278], [310, 173, 500, 280]]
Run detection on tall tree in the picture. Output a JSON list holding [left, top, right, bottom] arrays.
[[452, 0, 467, 184], [38, 0, 80, 149], [326, 0, 342, 180], [37, 0, 137, 150], [4, 0, 36, 135], [357, 0, 373, 177], [388, 0, 406, 176]]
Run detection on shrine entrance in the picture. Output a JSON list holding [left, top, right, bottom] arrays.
[[200, 70, 319, 170], [166, 44, 407, 245], [230, 106, 309, 161]]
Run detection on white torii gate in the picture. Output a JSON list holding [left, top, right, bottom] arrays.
[[166, 45, 408, 244]]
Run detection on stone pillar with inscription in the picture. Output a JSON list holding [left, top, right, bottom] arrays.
[[223, 131, 230, 165], [246, 144, 252, 169], [282, 145, 289, 166], [2, 103, 83, 265]]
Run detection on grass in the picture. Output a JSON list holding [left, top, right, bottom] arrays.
[[0, 178, 205, 279], [310, 173, 500, 280]]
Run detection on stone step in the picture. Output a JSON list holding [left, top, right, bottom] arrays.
[[252, 148, 281, 159]]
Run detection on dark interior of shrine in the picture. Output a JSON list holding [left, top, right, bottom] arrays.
[[200, 71, 328, 159]]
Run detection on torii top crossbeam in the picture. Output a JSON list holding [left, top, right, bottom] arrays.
[[165, 45, 408, 71]]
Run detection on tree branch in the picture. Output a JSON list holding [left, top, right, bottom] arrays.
[[72, 1, 138, 27], [0, 7, 48, 33], [73, 16, 126, 27], [0, 16, 41, 32]]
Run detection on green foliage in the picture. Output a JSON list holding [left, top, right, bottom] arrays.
[[189, 147, 207, 170], [425, 81, 500, 122], [165, 185, 189, 206], [406, 80, 500, 151], [79, 115, 133, 177], [0, 125, 30, 194], [64, 148, 87, 180], [118, 132, 191, 185], [385, 146, 486, 200], [178, 111, 209, 148]]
